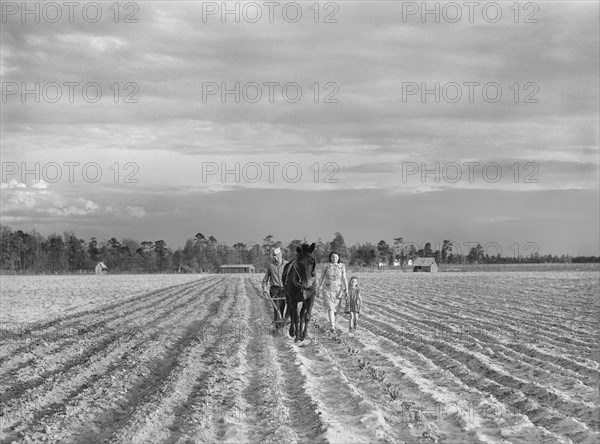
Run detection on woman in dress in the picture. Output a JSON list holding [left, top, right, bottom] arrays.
[[318, 251, 348, 332]]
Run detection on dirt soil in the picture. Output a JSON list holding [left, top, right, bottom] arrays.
[[0, 272, 598, 443]]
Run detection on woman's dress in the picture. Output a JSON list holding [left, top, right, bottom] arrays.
[[320, 263, 346, 312]]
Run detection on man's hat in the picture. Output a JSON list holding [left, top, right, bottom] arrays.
[[273, 247, 281, 255]]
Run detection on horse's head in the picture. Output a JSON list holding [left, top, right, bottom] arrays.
[[294, 243, 316, 291]]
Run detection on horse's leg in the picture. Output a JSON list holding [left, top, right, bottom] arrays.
[[301, 295, 315, 341], [293, 300, 302, 342], [283, 296, 290, 324], [297, 302, 306, 342], [294, 302, 302, 342], [294, 302, 300, 340], [289, 298, 297, 338]]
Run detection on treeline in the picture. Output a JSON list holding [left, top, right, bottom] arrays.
[[0, 226, 598, 274], [0, 226, 264, 274], [332, 237, 599, 266]]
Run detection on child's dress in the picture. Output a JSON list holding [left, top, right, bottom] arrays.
[[344, 287, 361, 313]]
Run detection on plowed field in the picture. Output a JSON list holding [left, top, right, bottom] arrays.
[[1, 271, 598, 443]]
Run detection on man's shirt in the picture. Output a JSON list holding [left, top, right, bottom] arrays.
[[262, 258, 288, 289]]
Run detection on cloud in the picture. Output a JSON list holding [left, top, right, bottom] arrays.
[[0, 181, 100, 216], [0, 181, 151, 220], [30, 180, 49, 189], [1, 179, 26, 189], [46, 198, 99, 216], [125, 205, 147, 218]]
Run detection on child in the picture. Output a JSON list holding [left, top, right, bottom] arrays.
[[344, 276, 362, 331]]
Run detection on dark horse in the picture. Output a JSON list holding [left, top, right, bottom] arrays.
[[283, 243, 317, 342]]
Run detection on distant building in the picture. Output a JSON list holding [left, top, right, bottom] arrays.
[[407, 259, 413, 267], [95, 262, 108, 274], [412, 258, 438, 272], [219, 264, 256, 273], [393, 259, 401, 267], [76, 261, 108, 274]]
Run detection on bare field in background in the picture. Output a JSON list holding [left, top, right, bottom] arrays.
[[0, 274, 205, 324]]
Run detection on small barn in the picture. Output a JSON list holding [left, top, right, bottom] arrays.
[[412, 258, 438, 272], [76, 261, 108, 274], [95, 262, 108, 274], [219, 264, 256, 274]]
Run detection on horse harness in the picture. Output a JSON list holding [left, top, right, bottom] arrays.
[[285, 258, 315, 300]]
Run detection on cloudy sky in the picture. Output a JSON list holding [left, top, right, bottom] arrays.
[[1, 1, 598, 255]]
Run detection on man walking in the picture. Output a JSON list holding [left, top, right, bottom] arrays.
[[262, 247, 288, 328]]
